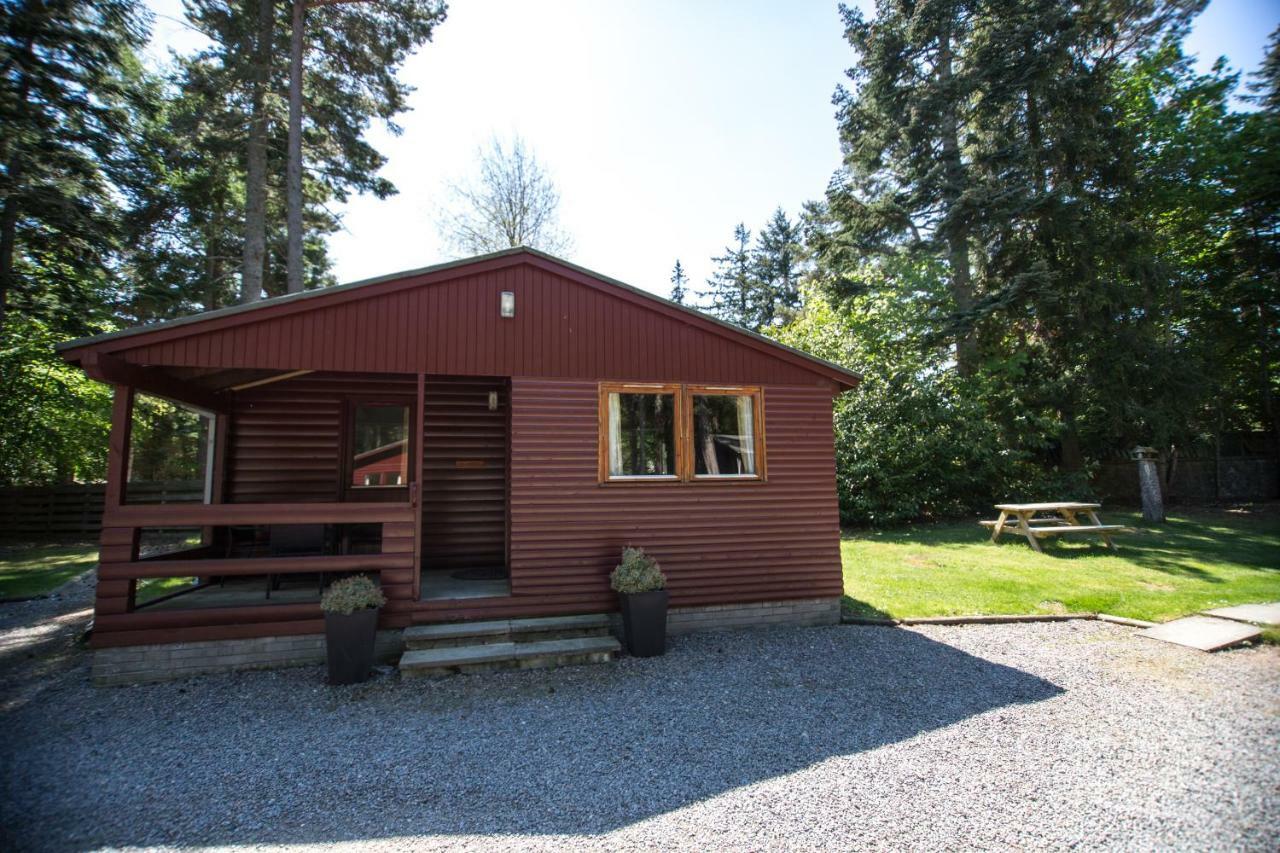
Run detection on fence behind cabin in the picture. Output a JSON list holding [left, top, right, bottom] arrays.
[[0, 482, 202, 540]]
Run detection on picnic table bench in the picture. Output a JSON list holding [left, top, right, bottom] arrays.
[[980, 502, 1133, 552]]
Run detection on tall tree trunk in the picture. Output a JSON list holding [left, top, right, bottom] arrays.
[[938, 29, 977, 377], [286, 0, 305, 295], [241, 0, 275, 304]]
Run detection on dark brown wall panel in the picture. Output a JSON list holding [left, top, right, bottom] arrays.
[[226, 373, 415, 503], [507, 378, 843, 609], [420, 378, 508, 572], [116, 262, 837, 389]]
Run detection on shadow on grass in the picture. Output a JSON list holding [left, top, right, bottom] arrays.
[[849, 508, 1280, 583], [1, 628, 1064, 847]]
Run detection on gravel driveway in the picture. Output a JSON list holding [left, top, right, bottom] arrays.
[[1, 604, 1276, 852]]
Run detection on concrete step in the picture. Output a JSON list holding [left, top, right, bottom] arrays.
[[399, 635, 621, 679], [404, 613, 612, 650]]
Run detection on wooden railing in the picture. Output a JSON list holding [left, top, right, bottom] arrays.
[[93, 502, 417, 646]]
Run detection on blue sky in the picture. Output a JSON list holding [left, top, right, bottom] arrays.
[[145, 0, 1279, 298]]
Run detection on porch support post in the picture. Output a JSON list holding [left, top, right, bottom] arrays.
[[99, 385, 140, 616], [203, 411, 231, 550], [412, 373, 425, 601], [104, 385, 133, 513]]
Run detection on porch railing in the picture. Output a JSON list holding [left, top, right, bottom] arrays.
[[93, 502, 417, 645]]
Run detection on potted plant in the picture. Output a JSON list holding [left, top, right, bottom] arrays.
[[319, 574, 386, 685], [610, 547, 668, 657]]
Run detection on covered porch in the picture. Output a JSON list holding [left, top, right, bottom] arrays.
[[85, 359, 512, 646]]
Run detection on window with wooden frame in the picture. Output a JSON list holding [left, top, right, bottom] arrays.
[[688, 385, 765, 480], [599, 384, 682, 481], [347, 401, 411, 491], [598, 383, 765, 483]]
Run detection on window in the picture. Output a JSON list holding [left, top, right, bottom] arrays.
[[126, 393, 215, 504], [603, 386, 679, 479], [691, 391, 758, 477], [350, 404, 409, 488], [599, 384, 764, 483]]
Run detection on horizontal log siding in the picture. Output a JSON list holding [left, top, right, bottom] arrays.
[[226, 373, 416, 503], [115, 264, 832, 389], [507, 378, 843, 610], [421, 378, 508, 573]]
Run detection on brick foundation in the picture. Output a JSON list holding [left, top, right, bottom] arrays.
[[93, 598, 841, 685], [92, 631, 404, 686], [664, 597, 841, 634]]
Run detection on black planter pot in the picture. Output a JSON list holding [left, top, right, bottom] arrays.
[[324, 607, 379, 685], [618, 589, 668, 657]]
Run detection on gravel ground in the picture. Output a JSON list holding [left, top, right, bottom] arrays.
[[0, 604, 1276, 852]]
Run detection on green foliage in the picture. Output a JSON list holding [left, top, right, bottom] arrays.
[[774, 276, 1084, 525], [0, 0, 150, 333], [610, 547, 667, 594], [0, 316, 110, 486], [320, 574, 386, 615]]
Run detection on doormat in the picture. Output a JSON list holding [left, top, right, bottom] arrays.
[[451, 568, 508, 581]]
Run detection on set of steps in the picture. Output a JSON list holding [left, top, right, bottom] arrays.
[[398, 614, 620, 678]]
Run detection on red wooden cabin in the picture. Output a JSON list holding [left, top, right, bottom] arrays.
[[59, 248, 858, 678]]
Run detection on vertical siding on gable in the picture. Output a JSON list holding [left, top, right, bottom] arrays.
[[508, 378, 843, 608], [116, 265, 837, 389]]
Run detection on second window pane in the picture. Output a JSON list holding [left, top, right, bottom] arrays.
[[693, 394, 756, 476], [608, 392, 676, 476]]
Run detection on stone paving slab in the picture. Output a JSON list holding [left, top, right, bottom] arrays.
[[1139, 615, 1261, 652], [1202, 602, 1280, 627]]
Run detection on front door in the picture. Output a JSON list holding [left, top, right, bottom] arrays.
[[419, 378, 510, 597]]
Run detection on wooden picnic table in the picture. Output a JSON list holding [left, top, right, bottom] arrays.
[[980, 502, 1131, 552]]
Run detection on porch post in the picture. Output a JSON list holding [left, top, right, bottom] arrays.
[[411, 373, 425, 600], [98, 385, 140, 617]]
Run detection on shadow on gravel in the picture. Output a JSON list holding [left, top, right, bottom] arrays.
[[0, 625, 1063, 849]]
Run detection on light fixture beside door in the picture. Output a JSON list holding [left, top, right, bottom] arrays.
[[499, 291, 515, 318]]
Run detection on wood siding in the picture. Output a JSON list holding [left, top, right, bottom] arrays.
[[506, 378, 843, 611], [226, 373, 415, 503], [111, 260, 837, 389], [421, 378, 508, 573]]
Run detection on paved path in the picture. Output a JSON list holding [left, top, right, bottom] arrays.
[[1, 607, 1276, 851]]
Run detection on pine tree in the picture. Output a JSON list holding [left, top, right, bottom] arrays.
[[670, 260, 688, 304], [752, 207, 802, 327], [704, 224, 759, 329], [0, 0, 149, 335], [184, 0, 446, 303]]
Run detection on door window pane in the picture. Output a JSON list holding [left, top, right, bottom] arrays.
[[351, 405, 409, 487], [608, 392, 676, 477], [692, 394, 757, 476]]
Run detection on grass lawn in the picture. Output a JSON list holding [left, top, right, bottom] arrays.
[[0, 543, 98, 599], [842, 506, 1280, 625]]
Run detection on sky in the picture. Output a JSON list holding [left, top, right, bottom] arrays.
[[144, 0, 1279, 298]]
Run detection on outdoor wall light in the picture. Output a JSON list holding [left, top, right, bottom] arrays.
[[488, 391, 499, 411], [500, 291, 515, 318]]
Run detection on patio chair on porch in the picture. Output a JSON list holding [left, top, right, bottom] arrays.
[[266, 524, 328, 599]]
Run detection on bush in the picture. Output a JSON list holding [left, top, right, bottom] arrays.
[[609, 547, 667, 594], [320, 574, 386, 615]]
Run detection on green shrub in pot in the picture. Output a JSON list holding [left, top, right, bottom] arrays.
[[320, 575, 386, 684], [610, 547, 668, 657]]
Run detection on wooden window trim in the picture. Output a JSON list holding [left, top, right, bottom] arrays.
[[342, 397, 415, 501], [598, 383, 685, 484], [686, 385, 767, 483], [597, 383, 766, 485]]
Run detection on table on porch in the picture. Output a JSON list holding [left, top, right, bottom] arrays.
[[980, 502, 1132, 552]]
